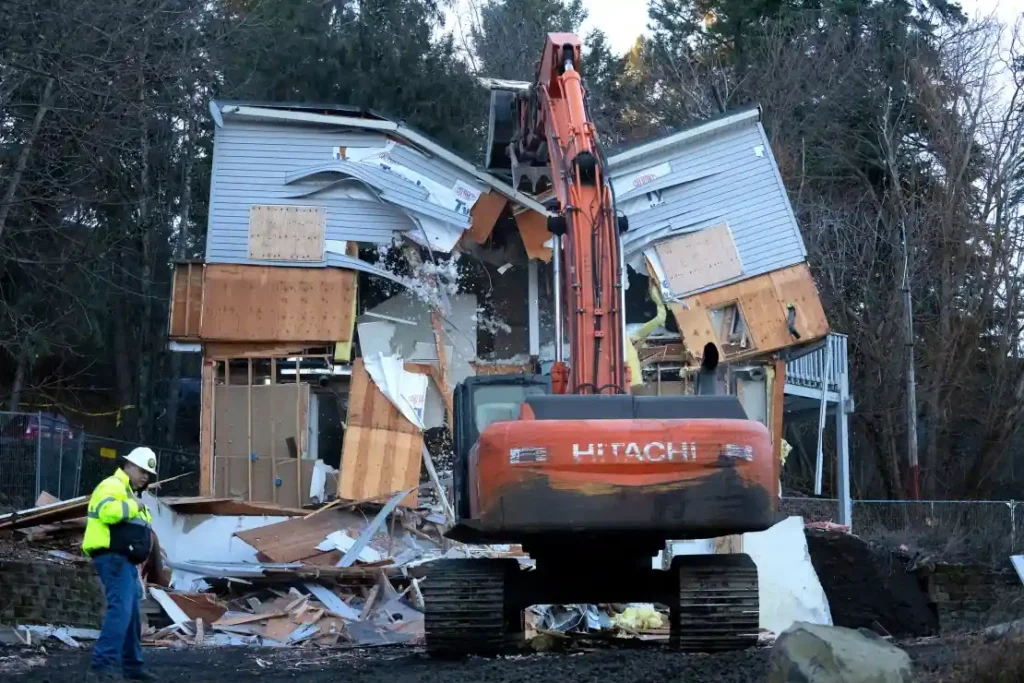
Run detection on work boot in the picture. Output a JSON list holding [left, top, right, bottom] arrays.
[[86, 670, 124, 683], [123, 671, 156, 682]]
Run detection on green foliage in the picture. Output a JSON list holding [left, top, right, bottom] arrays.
[[470, 0, 587, 80]]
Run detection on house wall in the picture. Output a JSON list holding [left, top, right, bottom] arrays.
[[610, 116, 807, 294], [206, 120, 489, 264]]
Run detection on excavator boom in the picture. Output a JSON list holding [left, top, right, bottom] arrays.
[[517, 33, 626, 394]]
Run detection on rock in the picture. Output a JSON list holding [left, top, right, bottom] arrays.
[[767, 622, 913, 683]]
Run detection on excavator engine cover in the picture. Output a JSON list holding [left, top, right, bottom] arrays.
[[449, 380, 777, 546]]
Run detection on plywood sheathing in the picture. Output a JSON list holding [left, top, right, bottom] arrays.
[[340, 359, 422, 509], [466, 191, 508, 244], [168, 262, 204, 338], [234, 509, 353, 563], [248, 205, 325, 262], [654, 223, 743, 297], [514, 210, 553, 262], [667, 263, 828, 362], [197, 265, 356, 343]]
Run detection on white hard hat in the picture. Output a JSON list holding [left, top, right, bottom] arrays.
[[124, 447, 158, 475]]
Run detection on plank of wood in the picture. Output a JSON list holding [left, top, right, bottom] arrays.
[[248, 205, 324, 262], [304, 583, 359, 621], [199, 359, 215, 496], [212, 611, 287, 628], [654, 223, 743, 296], [149, 588, 191, 627], [233, 509, 349, 563], [166, 593, 227, 626]]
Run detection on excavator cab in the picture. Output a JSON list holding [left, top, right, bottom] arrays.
[[451, 374, 551, 521]]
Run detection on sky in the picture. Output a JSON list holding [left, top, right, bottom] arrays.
[[579, 0, 1022, 55]]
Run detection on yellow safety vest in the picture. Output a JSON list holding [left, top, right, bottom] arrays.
[[82, 468, 153, 557]]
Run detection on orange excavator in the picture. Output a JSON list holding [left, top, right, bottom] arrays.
[[420, 33, 777, 656]]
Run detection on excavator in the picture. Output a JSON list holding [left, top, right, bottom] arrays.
[[420, 33, 778, 656]]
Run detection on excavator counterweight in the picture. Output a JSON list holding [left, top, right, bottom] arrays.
[[421, 33, 777, 657]]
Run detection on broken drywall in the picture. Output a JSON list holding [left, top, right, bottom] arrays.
[[144, 493, 291, 565], [358, 292, 477, 388]]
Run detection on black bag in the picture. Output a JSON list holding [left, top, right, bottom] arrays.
[[108, 520, 153, 565]]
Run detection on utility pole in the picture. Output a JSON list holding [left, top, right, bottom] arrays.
[[901, 220, 920, 499]]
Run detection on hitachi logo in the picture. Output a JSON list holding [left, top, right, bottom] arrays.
[[572, 442, 697, 463]]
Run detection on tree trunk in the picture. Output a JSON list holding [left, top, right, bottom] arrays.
[[7, 348, 29, 412], [0, 77, 55, 244], [135, 48, 155, 443], [164, 114, 195, 446]]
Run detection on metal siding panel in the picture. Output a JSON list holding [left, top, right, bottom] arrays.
[[207, 120, 475, 265], [610, 119, 804, 280]]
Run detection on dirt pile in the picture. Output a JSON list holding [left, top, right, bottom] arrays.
[[805, 529, 938, 637]]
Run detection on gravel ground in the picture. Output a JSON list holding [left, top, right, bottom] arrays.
[[2, 642, 773, 683], [1, 638, 982, 683]]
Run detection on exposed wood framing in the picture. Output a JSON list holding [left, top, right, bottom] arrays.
[[771, 358, 786, 499], [168, 262, 205, 338], [247, 358, 253, 502], [199, 359, 216, 496]]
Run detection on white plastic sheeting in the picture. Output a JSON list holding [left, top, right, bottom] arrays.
[[659, 516, 832, 636], [362, 352, 429, 430]]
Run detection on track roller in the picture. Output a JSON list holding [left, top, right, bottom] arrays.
[[670, 553, 759, 652], [421, 558, 522, 657]]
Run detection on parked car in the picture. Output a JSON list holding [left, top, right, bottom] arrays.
[[0, 413, 78, 448]]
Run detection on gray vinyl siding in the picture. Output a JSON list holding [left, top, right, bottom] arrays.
[[609, 120, 807, 293], [205, 119, 483, 266]]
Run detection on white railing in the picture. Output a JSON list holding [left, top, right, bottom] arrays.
[[785, 333, 848, 395]]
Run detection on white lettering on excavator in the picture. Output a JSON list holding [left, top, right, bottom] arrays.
[[573, 442, 696, 463]]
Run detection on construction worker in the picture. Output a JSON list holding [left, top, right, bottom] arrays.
[[83, 447, 159, 682]]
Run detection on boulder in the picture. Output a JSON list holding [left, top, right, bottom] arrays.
[[768, 622, 913, 683]]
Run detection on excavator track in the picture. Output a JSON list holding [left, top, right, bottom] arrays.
[[670, 553, 760, 652], [422, 558, 521, 657]]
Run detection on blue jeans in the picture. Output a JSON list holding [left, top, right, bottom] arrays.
[[92, 553, 144, 674]]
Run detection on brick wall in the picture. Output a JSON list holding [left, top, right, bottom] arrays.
[[927, 564, 1024, 634], [0, 560, 105, 628]]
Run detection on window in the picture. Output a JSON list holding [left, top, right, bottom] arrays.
[[708, 303, 755, 357]]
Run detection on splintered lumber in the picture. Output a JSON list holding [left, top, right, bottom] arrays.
[[213, 611, 288, 628]]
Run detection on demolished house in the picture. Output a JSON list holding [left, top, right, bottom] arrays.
[[0, 99, 840, 650]]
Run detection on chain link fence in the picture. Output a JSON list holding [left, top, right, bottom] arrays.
[[1, 410, 199, 512], [782, 496, 1024, 564], [0, 411, 85, 511], [79, 436, 199, 498]]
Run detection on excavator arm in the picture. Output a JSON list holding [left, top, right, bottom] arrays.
[[512, 33, 627, 395]]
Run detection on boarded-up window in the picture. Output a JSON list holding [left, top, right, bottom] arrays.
[[654, 223, 743, 296], [248, 205, 325, 262]]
